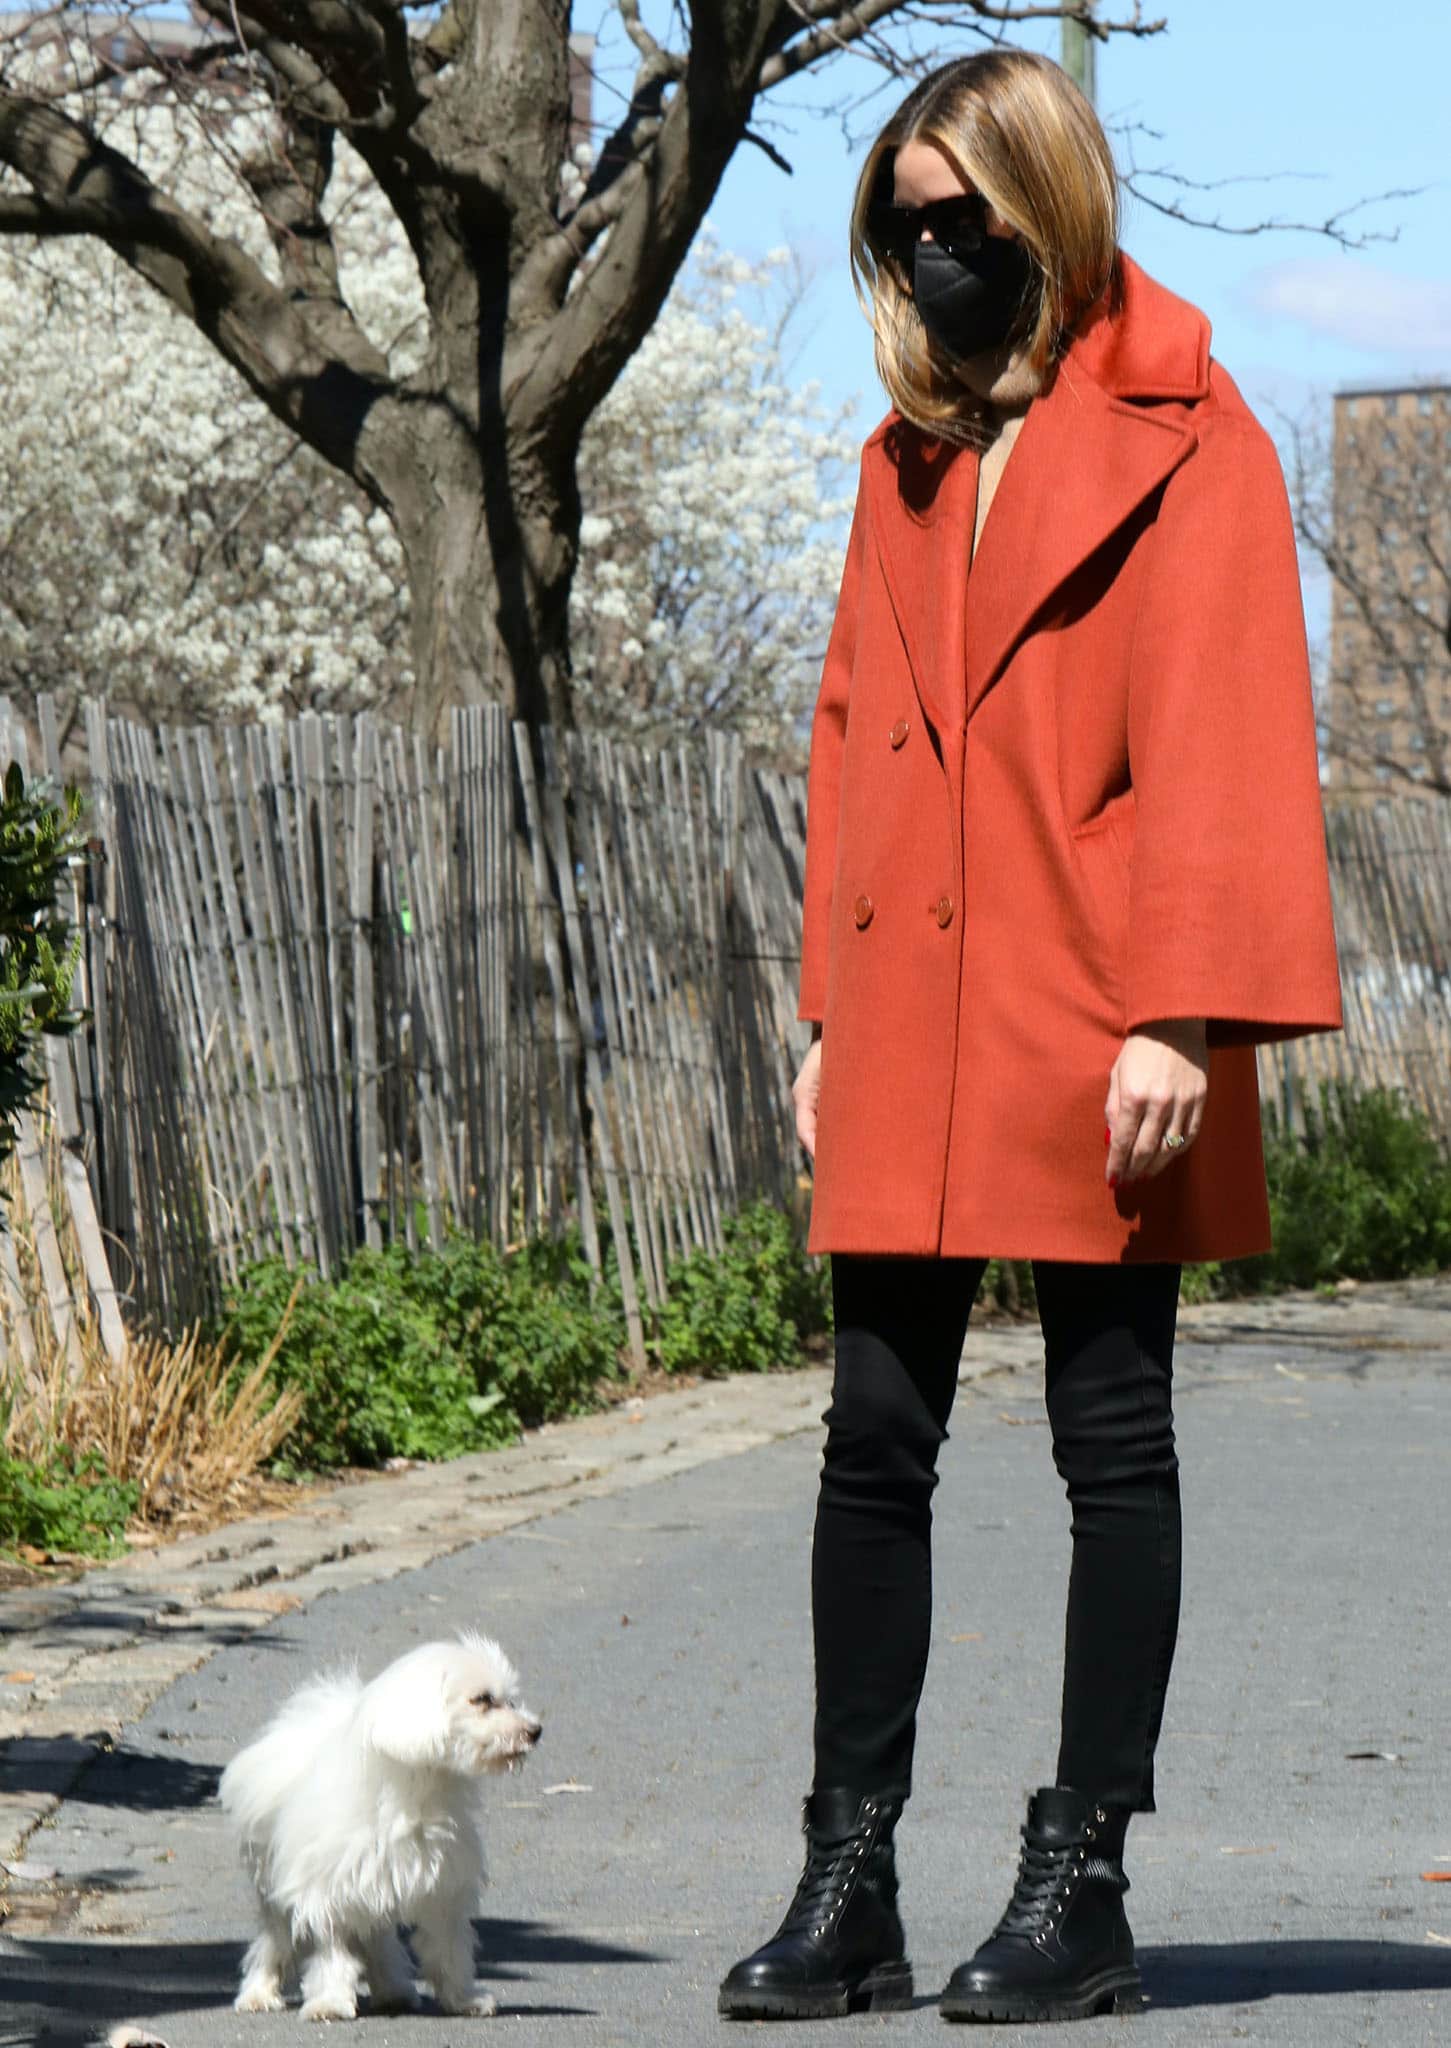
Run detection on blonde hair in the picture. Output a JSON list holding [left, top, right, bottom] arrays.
[[850, 49, 1120, 446]]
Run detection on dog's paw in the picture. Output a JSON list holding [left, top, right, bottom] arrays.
[[438, 1991, 497, 2018], [299, 1994, 358, 2023], [234, 1985, 287, 2013]]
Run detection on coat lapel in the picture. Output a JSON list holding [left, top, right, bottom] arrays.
[[862, 250, 1210, 737], [865, 428, 979, 744], [962, 364, 1196, 721]]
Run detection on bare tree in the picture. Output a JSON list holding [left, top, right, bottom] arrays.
[[0, 2, 1412, 743], [1279, 391, 1451, 800]]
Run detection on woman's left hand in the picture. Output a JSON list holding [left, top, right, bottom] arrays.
[[1105, 1019, 1208, 1186]]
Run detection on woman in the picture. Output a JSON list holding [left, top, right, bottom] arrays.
[[717, 47, 1343, 2026]]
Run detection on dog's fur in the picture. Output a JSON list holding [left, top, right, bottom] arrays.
[[220, 1631, 541, 2021]]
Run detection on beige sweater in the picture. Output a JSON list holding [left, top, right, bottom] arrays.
[[971, 406, 1029, 563]]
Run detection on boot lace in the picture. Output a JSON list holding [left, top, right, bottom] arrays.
[[780, 1827, 872, 1935], [992, 1830, 1081, 1938]]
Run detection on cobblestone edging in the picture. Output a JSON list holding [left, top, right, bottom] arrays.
[[3, 1274, 1448, 1882]]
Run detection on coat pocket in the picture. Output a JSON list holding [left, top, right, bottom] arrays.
[[1068, 795, 1134, 1021]]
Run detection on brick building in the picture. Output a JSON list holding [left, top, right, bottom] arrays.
[[1324, 382, 1451, 801]]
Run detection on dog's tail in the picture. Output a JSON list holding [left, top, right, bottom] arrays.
[[219, 1668, 362, 1829]]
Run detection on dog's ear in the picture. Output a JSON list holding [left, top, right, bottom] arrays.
[[361, 1663, 450, 1768]]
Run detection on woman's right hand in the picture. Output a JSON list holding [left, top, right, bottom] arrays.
[[793, 1033, 824, 1161]]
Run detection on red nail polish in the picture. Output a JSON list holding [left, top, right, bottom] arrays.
[[1108, 1173, 1119, 1189], [1103, 1127, 1111, 1146]]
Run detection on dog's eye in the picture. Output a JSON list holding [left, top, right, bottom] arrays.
[[470, 1691, 497, 1710]]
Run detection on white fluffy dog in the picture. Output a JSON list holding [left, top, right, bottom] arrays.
[[220, 1630, 541, 2021]]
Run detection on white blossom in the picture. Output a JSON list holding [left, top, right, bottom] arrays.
[[1, 96, 855, 751]]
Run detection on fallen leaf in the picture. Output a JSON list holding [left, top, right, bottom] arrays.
[[1, 1859, 57, 1881], [1421, 1872, 1451, 1883], [1427, 1932, 1451, 1948], [1219, 1845, 1276, 1856], [1274, 1362, 1308, 1382], [948, 1633, 984, 1643], [541, 1781, 593, 1796], [2, 1670, 36, 1684], [996, 1412, 1046, 1427], [1345, 1750, 1402, 1762], [16, 1544, 48, 1565], [620, 1615, 630, 1627]]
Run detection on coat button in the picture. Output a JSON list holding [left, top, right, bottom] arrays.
[[889, 718, 910, 749], [935, 894, 953, 928], [854, 894, 874, 929]]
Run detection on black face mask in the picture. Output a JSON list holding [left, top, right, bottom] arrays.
[[912, 234, 1038, 360]]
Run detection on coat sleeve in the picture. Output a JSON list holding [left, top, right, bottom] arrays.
[[1122, 411, 1344, 1050], [796, 469, 869, 1025]]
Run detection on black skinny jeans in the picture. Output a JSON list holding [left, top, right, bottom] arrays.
[[812, 1253, 1182, 1814]]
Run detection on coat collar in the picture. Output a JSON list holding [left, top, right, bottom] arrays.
[[863, 251, 1210, 735]]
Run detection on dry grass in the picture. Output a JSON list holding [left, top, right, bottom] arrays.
[[1, 1102, 312, 1552], [4, 1299, 307, 1532]]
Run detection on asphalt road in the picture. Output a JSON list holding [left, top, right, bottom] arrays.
[[3, 1323, 1450, 2046]]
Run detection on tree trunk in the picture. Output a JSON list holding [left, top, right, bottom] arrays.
[[388, 407, 581, 747]]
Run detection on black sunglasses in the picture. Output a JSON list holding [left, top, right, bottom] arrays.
[[865, 178, 992, 271]]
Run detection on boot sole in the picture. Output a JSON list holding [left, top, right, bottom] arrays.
[[939, 1964, 1143, 2023], [718, 1958, 914, 2020]]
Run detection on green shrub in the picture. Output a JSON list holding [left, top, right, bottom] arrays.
[[1240, 1078, 1451, 1293], [394, 1229, 626, 1426], [0, 763, 86, 1170], [219, 1228, 629, 1473], [218, 1247, 504, 1471], [651, 1200, 830, 1375], [0, 1446, 138, 1558]]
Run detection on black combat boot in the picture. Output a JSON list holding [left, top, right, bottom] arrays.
[[939, 1785, 1143, 2023], [718, 1787, 914, 2019]]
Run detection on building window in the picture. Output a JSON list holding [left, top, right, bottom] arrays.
[[1418, 392, 1435, 416], [1384, 394, 1400, 417], [1376, 698, 1395, 715], [1375, 763, 1393, 780], [1345, 397, 1359, 418]]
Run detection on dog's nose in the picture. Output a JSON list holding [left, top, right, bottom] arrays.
[[527, 1723, 542, 1745]]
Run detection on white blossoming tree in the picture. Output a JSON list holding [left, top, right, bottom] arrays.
[[0, 4, 1170, 742], [1, 136, 852, 748]]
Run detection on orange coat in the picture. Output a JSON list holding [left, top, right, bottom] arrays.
[[798, 250, 1344, 1264]]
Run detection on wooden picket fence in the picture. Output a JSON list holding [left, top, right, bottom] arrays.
[[1266, 795, 1451, 1143], [2, 687, 1450, 1370], [0, 692, 810, 1369]]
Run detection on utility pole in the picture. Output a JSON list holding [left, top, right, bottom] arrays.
[[1061, 4, 1098, 104]]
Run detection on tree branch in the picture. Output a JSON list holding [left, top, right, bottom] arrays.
[[0, 92, 395, 495], [1114, 119, 1424, 251]]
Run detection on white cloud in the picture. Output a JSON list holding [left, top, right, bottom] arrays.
[[1244, 257, 1451, 359]]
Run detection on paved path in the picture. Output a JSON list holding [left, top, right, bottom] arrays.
[[2, 1277, 1450, 2045]]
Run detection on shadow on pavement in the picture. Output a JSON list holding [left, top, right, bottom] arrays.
[[471, 1915, 670, 1969], [0, 1736, 224, 1812], [0, 1920, 663, 2038], [1140, 1937, 1451, 2006], [0, 1935, 240, 2039]]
